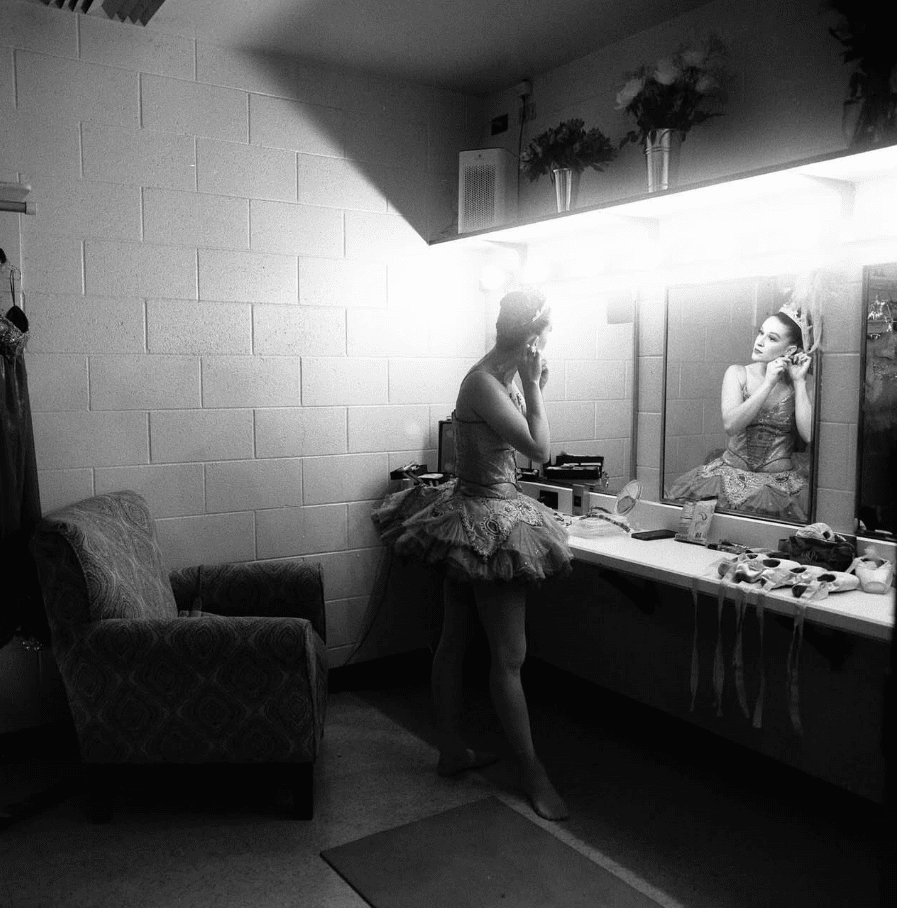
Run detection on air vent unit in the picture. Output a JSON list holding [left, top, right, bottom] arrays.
[[40, 1, 167, 26], [458, 149, 518, 234]]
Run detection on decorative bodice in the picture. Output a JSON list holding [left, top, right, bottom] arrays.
[[723, 387, 796, 472], [0, 313, 27, 360], [452, 381, 524, 497]]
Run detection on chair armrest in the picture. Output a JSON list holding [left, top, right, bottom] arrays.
[[169, 561, 325, 642], [64, 616, 327, 762]]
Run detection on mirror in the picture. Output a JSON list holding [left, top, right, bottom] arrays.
[[857, 263, 897, 541], [661, 274, 822, 524]]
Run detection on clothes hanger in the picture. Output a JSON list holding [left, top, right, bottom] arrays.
[[0, 246, 28, 332]]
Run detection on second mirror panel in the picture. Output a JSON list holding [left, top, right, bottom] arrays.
[[663, 275, 819, 525]]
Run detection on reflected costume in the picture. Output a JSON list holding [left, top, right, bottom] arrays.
[[666, 385, 809, 522], [372, 380, 572, 584]]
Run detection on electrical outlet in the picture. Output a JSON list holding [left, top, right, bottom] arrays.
[[519, 102, 536, 123]]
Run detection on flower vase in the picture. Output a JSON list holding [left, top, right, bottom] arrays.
[[550, 168, 580, 212], [644, 129, 683, 192]]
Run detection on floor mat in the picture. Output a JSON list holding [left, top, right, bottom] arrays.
[[321, 795, 663, 908]]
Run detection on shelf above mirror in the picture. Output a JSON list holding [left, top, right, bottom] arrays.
[[435, 144, 897, 252]]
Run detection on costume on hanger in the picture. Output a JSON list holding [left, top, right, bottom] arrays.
[[667, 384, 808, 522], [372, 380, 572, 584], [1, 301, 46, 646]]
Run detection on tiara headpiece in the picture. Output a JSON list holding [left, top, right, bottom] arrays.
[[778, 280, 822, 355]]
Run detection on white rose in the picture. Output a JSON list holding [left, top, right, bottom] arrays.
[[681, 49, 705, 68], [615, 77, 644, 108], [695, 76, 714, 94], [654, 58, 680, 86]]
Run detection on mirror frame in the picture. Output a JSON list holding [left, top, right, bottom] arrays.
[[855, 262, 897, 542], [659, 275, 823, 526]]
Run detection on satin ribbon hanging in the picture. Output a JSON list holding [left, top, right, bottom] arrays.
[[751, 588, 766, 729], [713, 575, 728, 717], [732, 585, 750, 720], [689, 576, 700, 713], [786, 599, 807, 736]]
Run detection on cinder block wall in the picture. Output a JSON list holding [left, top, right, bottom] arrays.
[[0, 0, 494, 666]]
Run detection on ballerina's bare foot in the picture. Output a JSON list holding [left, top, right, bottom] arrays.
[[522, 764, 569, 821], [437, 748, 501, 777]]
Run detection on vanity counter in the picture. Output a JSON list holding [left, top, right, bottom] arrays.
[[567, 533, 894, 641]]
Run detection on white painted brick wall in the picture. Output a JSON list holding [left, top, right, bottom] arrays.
[[141, 74, 248, 142], [85, 241, 198, 299], [256, 504, 348, 559], [16, 51, 138, 127], [253, 305, 345, 357], [202, 356, 301, 408], [302, 453, 389, 505], [151, 409, 255, 463], [249, 200, 344, 257], [250, 95, 345, 157], [144, 188, 248, 249], [32, 411, 148, 469], [298, 258, 386, 308], [78, 15, 194, 79], [25, 294, 145, 354], [347, 405, 431, 453], [254, 407, 348, 458], [155, 512, 257, 569], [89, 355, 201, 410], [82, 125, 197, 191], [205, 458, 303, 513], [147, 300, 251, 355], [94, 463, 205, 518], [196, 138, 297, 201], [24, 355, 89, 412], [150, 410, 254, 463], [301, 357, 388, 406]]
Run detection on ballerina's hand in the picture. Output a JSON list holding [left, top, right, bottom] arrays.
[[787, 352, 811, 382], [764, 356, 789, 386], [518, 341, 544, 384]]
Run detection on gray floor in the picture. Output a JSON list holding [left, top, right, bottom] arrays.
[[1, 653, 892, 908]]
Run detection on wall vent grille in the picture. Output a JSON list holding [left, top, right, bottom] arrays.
[[40, 0, 167, 26]]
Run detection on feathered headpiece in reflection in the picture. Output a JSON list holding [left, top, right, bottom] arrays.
[[778, 272, 823, 354]]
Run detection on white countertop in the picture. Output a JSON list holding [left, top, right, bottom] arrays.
[[568, 533, 894, 642]]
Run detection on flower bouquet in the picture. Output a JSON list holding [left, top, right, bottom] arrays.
[[616, 34, 728, 149], [519, 118, 616, 181]]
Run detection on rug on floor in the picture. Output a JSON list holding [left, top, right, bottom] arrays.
[[320, 794, 664, 908]]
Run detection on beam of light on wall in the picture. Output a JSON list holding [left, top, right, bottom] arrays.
[[520, 256, 551, 284], [479, 263, 509, 291]]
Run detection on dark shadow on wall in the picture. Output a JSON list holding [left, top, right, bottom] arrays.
[[230, 45, 487, 244]]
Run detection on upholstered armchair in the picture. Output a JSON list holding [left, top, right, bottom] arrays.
[[29, 490, 327, 821]]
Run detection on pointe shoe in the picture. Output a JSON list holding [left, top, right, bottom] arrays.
[[437, 748, 501, 777]]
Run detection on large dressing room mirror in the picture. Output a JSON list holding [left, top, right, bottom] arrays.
[[857, 263, 897, 541], [662, 274, 822, 524]]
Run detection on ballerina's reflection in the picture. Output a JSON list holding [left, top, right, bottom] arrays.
[[666, 300, 818, 522]]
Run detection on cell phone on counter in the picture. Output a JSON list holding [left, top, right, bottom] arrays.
[[630, 528, 677, 541]]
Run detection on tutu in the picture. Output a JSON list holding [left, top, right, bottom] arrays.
[[372, 386, 572, 585], [666, 457, 808, 522], [667, 384, 809, 522], [372, 478, 572, 584]]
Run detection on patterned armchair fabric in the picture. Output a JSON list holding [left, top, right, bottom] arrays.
[[30, 491, 327, 779]]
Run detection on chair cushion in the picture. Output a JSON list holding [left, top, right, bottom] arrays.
[[38, 490, 177, 622]]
